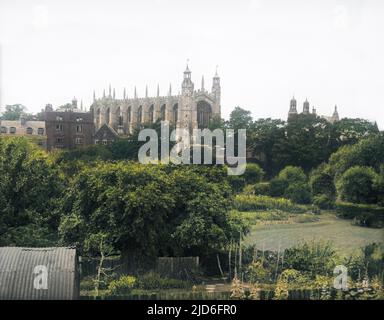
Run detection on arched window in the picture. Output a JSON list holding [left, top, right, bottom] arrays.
[[96, 109, 101, 126], [10, 127, 16, 134], [138, 106, 143, 123], [127, 106, 132, 123], [1, 126, 7, 133], [106, 107, 110, 125], [26, 127, 33, 134], [197, 101, 212, 129], [149, 105, 154, 123], [172, 104, 178, 123], [160, 104, 166, 121]]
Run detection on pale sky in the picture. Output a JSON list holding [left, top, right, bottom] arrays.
[[0, 0, 383, 128]]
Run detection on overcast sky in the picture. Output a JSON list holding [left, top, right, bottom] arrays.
[[0, 0, 383, 128]]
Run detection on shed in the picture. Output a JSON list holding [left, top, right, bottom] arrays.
[[0, 247, 79, 300]]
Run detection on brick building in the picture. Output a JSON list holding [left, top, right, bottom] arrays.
[[43, 98, 94, 150]]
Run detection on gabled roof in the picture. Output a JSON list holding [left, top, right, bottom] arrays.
[[94, 123, 119, 140]]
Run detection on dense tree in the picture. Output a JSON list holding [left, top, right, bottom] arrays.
[[1, 104, 28, 120], [0, 137, 62, 246], [59, 163, 245, 270], [337, 166, 379, 204], [227, 107, 253, 130]]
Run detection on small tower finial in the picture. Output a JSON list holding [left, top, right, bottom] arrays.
[[134, 86, 137, 99], [201, 75, 205, 90], [103, 89, 106, 98], [80, 100, 83, 111], [109, 84, 111, 97], [169, 83, 172, 96], [145, 85, 148, 98], [123, 87, 126, 100], [215, 65, 218, 77], [93, 90, 96, 101], [113, 88, 115, 99], [157, 84, 160, 97]]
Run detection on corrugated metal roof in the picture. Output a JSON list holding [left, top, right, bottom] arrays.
[[0, 247, 79, 300]]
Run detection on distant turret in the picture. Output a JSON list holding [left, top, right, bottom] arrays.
[[288, 96, 298, 118], [303, 98, 310, 114], [332, 105, 339, 122]]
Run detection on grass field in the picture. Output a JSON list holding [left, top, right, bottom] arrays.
[[243, 212, 384, 256]]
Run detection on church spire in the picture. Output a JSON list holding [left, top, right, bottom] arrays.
[[103, 89, 106, 98], [80, 100, 83, 111]]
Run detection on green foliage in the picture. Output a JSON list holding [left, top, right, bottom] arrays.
[[59, 163, 243, 267], [283, 241, 338, 278], [335, 202, 384, 228], [309, 165, 336, 198], [0, 137, 62, 246], [234, 195, 306, 213], [108, 275, 136, 295], [253, 182, 270, 195], [268, 166, 311, 204], [227, 174, 245, 193], [136, 272, 190, 290], [228, 107, 253, 130], [244, 163, 265, 185], [313, 194, 335, 210], [246, 260, 272, 283], [1, 104, 27, 120], [329, 134, 384, 179], [337, 166, 379, 204]]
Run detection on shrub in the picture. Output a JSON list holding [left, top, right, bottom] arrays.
[[278, 166, 307, 184], [108, 275, 136, 295], [313, 194, 335, 210], [244, 163, 265, 184], [269, 178, 288, 197], [254, 182, 270, 196], [227, 174, 245, 193], [136, 272, 190, 290], [335, 202, 384, 228], [234, 195, 306, 213], [310, 169, 336, 198], [337, 166, 378, 204], [283, 241, 338, 277], [284, 182, 312, 204]]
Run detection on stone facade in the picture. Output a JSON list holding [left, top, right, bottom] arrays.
[[90, 65, 221, 136], [0, 116, 47, 149]]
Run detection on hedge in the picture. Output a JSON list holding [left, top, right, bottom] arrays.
[[335, 201, 384, 228], [234, 195, 306, 213]]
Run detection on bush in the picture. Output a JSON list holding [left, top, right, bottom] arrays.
[[269, 178, 288, 197], [313, 194, 335, 210], [136, 272, 191, 290], [234, 195, 306, 213], [284, 182, 312, 204], [283, 241, 338, 278], [108, 275, 136, 295], [254, 182, 270, 196], [227, 174, 245, 193], [244, 163, 265, 184], [335, 202, 384, 228], [337, 166, 378, 204], [310, 169, 336, 198]]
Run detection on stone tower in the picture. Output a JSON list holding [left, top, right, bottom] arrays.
[[303, 98, 310, 114], [288, 96, 298, 118], [178, 63, 196, 133]]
